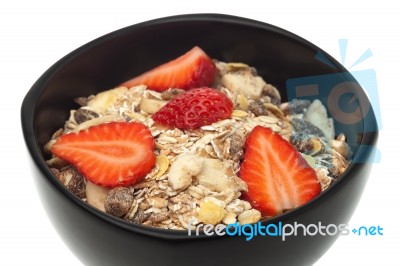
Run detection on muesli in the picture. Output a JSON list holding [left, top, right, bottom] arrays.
[[45, 47, 351, 229]]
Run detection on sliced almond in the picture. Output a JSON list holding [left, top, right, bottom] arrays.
[[236, 94, 248, 110], [263, 103, 285, 119], [154, 155, 169, 179], [231, 109, 249, 118], [139, 98, 167, 114], [226, 62, 250, 71]]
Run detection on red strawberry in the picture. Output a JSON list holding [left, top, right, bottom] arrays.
[[153, 87, 233, 129], [239, 126, 321, 216], [121, 46, 216, 92], [51, 122, 156, 188]]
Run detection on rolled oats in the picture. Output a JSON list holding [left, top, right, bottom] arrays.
[[45, 58, 352, 231]]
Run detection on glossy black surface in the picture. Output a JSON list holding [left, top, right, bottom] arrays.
[[21, 14, 378, 266]]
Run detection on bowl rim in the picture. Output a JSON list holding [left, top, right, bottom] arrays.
[[21, 13, 378, 240]]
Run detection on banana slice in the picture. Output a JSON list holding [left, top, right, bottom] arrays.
[[168, 154, 204, 191], [305, 99, 335, 140], [196, 159, 246, 193], [221, 72, 265, 100], [87, 86, 128, 113]]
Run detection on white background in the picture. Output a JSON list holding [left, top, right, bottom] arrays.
[[1, 1, 398, 265]]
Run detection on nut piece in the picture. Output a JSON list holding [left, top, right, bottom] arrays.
[[229, 134, 244, 161], [128, 209, 150, 224], [198, 200, 227, 225], [315, 167, 332, 191], [262, 83, 281, 105], [331, 134, 352, 159], [237, 209, 262, 225], [105, 187, 134, 217], [248, 101, 268, 116], [86, 181, 110, 212], [168, 154, 204, 191]]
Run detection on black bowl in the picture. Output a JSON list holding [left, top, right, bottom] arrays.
[[21, 14, 378, 266]]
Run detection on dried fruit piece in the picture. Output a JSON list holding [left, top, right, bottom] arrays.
[[198, 200, 226, 225], [291, 133, 325, 156], [240, 126, 321, 216], [248, 101, 268, 116], [237, 209, 261, 224], [73, 109, 99, 124], [160, 89, 185, 100], [105, 187, 134, 217], [121, 46, 216, 92], [51, 167, 86, 198], [153, 87, 233, 129], [281, 99, 311, 114], [51, 122, 156, 187], [291, 118, 325, 138]]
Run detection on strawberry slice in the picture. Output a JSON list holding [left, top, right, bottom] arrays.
[[121, 46, 216, 92], [239, 126, 321, 216], [153, 87, 233, 129], [51, 122, 156, 187]]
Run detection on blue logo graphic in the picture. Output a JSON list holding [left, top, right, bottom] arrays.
[[286, 39, 381, 163]]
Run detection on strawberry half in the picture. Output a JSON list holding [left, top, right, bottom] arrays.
[[51, 122, 156, 187], [121, 46, 216, 92], [153, 87, 233, 129], [239, 126, 321, 216]]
